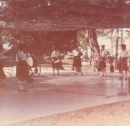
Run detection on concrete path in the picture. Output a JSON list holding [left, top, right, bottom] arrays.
[[0, 64, 130, 126]]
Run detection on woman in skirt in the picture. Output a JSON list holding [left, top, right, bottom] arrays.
[[51, 46, 61, 76], [72, 46, 83, 76]]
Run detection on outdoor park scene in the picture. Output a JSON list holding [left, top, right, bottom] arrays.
[[1, 0, 130, 126]]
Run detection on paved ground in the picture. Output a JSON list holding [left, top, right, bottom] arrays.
[[0, 62, 130, 126]]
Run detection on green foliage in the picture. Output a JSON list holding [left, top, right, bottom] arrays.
[[1, 30, 35, 54], [0, 30, 77, 56], [77, 30, 88, 50]]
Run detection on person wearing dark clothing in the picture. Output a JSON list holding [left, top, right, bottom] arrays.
[[100, 45, 107, 77], [51, 46, 61, 76], [16, 44, 33, 92], [72, 46, 83, 76]]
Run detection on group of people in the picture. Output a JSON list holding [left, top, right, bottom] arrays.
[[0, 43, 129, 91], [51, 45, 107, 77], [50, 44, 129, 80], [94, 43, 129, 80], [51, 45, 85, 76]]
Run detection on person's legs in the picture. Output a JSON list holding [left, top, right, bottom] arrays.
[[118, 71, 123, 79], [101, 69, 104, 76], [101, 68, 106, 76], [118, 61, 123, 79], [18, 79, 24, 91], [75, 67, 78, 75], [104, 68, 106, 76], [18, 79, 28, 92], [56, 68, 60, 75], [101, 61, 106, 76], [125, 71, 128, 80], [19, 80, 24, 90], [79, 67, 83, 75], [18, 80, 21, 90], [53, 68, 55, 76]]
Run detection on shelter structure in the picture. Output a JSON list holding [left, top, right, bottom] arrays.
[[0, 0, 130, 59], [0, 0, 130, 31]]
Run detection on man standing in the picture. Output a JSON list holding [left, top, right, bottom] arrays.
[[118, 44, 129, 80], [0, 45, 6, 87], [100, 45, 107, 77], [16, 44, 33, 92]]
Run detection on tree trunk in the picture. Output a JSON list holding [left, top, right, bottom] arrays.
[[87, 29, 100, 61]]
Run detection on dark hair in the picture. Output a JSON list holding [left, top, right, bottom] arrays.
[[101, 45, 105, 47], [121, 44, 126, 48]]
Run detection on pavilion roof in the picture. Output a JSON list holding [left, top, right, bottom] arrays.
[[0, 0, 130, 31]]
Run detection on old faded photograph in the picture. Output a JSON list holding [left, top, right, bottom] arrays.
[[1, 0, 130, 126]]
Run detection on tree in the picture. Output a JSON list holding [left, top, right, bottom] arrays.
[[77, 30, 88, 50]]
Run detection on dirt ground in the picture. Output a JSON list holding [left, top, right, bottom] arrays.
[[2, 59, 129, 126], [6, 100, 130, 126]]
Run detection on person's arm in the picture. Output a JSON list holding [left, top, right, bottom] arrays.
[[125, 51, 129, 58], [51, 51, 54, 61], [123, 51, 129, 62]]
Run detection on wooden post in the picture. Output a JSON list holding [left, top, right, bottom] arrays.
[[115, 29, 119, 70], [111, 29, 113, 56]]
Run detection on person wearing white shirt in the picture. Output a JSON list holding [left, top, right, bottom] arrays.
[[100, 45, 107, 77], [16, 44, 33, 92], [118, 44, 129, 80], [51, 46, 60, 76], [72, 46, 83, 76], [0, 45, 6, 87]]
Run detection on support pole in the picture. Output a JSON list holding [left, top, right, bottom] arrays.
[[115, 29, 119, 70], [111, 29, 113, 56]]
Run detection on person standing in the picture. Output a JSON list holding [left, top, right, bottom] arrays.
[[72, 46, 83, 76], [100, 45, 107, 77], [51, 46, 61, 76], [0, 45, 6, 87], [118, 44, 129, 80], [16, 44, 33, 92]]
